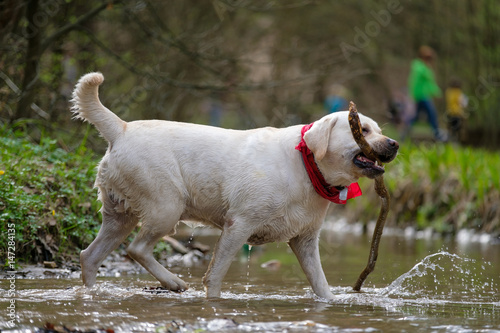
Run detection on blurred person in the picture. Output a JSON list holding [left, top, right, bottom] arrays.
[[208, 97, 223, 127], [407, 45, 446, 141], [389, 88, 416, 137], [203, 92, 224, 127], [324, 84, 349, 113], [445, 78, 468, 142]]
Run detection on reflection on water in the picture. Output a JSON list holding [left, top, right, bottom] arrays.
[[1, 225, 499, 332]]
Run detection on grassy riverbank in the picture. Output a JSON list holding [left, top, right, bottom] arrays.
[[342, 141, 500, 235], [0, 127, 101, 264], [1, 127, 499, 264]]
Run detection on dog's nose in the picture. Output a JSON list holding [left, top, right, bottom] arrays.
[[377, 138, 399, 163], [387, 138, 399, 150]]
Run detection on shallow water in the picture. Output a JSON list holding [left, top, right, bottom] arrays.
[[1, 226, 500, 332]]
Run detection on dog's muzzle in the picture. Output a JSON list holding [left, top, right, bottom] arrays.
[[353, 138, 399, 176]]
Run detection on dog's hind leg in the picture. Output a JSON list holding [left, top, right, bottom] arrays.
[[80, 195, 139, 287], [126, 206, 188, 291]]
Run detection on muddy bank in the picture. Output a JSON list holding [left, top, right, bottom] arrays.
[[0, 250, 141, 281], [1, 236, 211, 280]]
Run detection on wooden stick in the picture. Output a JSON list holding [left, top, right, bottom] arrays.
[[348, 101, 391, 292]]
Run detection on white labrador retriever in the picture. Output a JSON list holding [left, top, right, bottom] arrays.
[[72, 72, 398, 299]]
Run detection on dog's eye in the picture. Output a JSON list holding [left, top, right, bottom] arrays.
[[362, 127, 370, 135]]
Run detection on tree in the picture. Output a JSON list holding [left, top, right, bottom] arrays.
[[1, 0, 112, 120], [1, 0, 499, 147]]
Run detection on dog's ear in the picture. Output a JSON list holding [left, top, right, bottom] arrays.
[[303, 115, 338, 161]]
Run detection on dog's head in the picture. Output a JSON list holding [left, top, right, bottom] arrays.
[[303, 111, 399, 186]]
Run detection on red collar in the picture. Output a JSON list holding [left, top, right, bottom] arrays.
[[295, 123, 362, 204]]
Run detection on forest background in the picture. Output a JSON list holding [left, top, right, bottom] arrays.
[[2, 0, 500, 144]]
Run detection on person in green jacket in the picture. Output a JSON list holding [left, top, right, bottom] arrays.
[[407, 45, 445, 141]]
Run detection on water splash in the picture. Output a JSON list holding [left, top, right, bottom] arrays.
[[323, 251, 499, 317], [245, 245, 252, 292], [381, 251, 497, 302], [187, 229, 194, 279]]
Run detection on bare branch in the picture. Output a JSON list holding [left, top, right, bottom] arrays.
[[40, 1, 116, 54], [79, 24, 368, 94], [126, 2, 223, 77], [0, 70, 49, 119], [216, 0, 316, 12]]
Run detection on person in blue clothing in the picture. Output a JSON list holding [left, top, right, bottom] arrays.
[[407, 45, 446, 141], [324, 84, 349, 113]]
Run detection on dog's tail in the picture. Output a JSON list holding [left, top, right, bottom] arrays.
[[71, 72, 125, 144]]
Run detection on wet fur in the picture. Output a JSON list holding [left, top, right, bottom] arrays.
[[72, 72, 398, 299]]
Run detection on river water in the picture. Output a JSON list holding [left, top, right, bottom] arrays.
[[1, 223, 499, 332]]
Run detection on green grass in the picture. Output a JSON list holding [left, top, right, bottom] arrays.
[[1, 126, 499, 264], [353, 140, 500, 234], [0, 126, 101, 265]]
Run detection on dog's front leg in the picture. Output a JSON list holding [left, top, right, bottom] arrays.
[[203, 222, 251, 298], [288, 232, 334, 300]]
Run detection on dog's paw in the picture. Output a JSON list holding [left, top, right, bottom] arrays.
[[162, 277, 188, 292]]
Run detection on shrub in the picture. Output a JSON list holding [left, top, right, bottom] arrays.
[[0, 126, 101, 264]]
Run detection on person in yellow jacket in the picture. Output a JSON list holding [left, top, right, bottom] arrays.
[[407, 46, 446, 141], [445, 78, 468, 142]]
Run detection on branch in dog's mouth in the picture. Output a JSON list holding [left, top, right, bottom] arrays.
[[353, 153, 385, 173], [348, 102, 386, 174], [348, 103, 380, 162], [348, 101, 391, 292]]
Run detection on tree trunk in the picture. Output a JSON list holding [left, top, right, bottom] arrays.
[[15, 0, 42, 119]]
